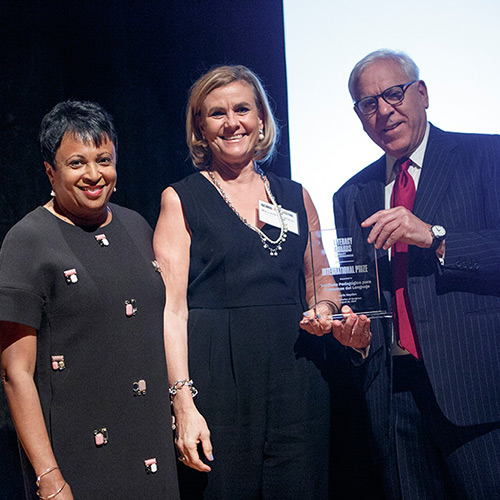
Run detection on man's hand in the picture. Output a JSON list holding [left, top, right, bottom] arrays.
[[362, 206, 432, 250], [331, 306, 371, 349]]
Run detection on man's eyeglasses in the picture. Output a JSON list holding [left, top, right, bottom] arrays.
[[354, 80, 418, 116]]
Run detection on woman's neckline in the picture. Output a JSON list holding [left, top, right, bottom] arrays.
[[41, 203, 114, 231]]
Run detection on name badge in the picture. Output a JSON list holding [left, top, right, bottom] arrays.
[[258, 200, 299, 235]]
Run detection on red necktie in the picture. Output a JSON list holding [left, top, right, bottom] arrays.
[[391, 158, 421, 358]]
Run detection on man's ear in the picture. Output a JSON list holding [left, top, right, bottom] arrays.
[[417, 80, 429, 109]]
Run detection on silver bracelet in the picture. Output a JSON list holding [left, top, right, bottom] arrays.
[[169, 379, 198, 398], [37, 481, 67, 499], [36, 467, 59, 487]]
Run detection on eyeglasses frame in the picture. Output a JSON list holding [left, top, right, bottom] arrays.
[[354, 80, 419, 116]]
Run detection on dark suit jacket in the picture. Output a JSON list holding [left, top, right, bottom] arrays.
[[333, 124, 500, 458]]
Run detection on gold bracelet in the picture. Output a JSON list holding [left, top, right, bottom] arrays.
[[36, 467, 59, 487], [37, 481, 66, 499]]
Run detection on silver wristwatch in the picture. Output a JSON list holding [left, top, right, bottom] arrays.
[[429, 225, 446, 252]]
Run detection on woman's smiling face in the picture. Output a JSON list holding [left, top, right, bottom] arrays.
[[45, 132, 116, 225], [199, 80, 263, 170]]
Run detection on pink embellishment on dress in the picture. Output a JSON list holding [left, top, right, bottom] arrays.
[[144, 458, 157, 473], [63, 269, 78, 284], [94, 427, 108, 446], [51, 355, 65, 371], [125, 299, 137, 317], [95, 234, 109, 247], [133, 379, 147, 396]]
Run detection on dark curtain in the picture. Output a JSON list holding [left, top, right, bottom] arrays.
[[0, 1, 289, 497], [0, 2, 383, 498], [0, 0, 291, 240]]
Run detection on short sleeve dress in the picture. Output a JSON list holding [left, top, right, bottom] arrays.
[[171, 172, 330, 500], [0, 204, 180, 500]]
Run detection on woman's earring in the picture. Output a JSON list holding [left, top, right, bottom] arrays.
[[113, 187, 117, 193], [259, 129, 264, 141], [50, 190, 56, 197]]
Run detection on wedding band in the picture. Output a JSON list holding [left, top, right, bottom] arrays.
[[178, 455, 186, 462]]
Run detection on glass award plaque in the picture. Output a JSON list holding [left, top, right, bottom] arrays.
[[309, 228, 391, 320]]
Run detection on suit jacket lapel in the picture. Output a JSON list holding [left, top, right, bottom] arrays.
[[414, 124, 458, 222], [354, 156, 386, 226]]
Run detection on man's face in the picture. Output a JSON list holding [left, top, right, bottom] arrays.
[[354, 59, 429, 159]]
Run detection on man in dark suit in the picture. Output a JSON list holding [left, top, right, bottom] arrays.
[[331, 49, 500, 499]]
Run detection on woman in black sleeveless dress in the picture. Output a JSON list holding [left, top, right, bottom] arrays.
[[154, 66, 370, 500]]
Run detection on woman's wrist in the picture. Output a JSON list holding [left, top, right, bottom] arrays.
[[37, 481, 67, 499], [169, 379, 198, 408], [170, 384, 198, 411], [169, 379, 198, 399], [316, 300, 340, 316], [37, 467, 66, 499], [36, 467, 59, 487]]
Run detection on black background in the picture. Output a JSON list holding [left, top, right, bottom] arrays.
[[0, 1, 382, 498], [0, 0, 291, 241]]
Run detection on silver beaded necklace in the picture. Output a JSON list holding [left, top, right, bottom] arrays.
[[207, 167, 288, 256]]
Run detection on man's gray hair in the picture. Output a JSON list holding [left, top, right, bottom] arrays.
[[348, 49, 420, 101]]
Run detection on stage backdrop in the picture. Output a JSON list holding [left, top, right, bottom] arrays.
[[0, 1, 289, 497], [0, 1, 291, 241]]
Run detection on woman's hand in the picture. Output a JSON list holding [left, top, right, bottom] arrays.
[[299, 302, 334, 336], [331, 306, 372, 349], [173, 402, 213, 472]]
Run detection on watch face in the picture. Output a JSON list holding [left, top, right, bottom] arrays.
[[432, 225, 446, 238]]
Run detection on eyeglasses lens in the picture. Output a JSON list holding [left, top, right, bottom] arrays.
[[357, 83, 411, 115], [383, 86, 404, 104]]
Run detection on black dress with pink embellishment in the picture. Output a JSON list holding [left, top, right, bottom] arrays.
[[0, 204, 179, 500]]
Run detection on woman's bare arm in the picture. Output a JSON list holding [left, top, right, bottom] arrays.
[[1, 321, 73, 499], [153, 187, 213, 472]]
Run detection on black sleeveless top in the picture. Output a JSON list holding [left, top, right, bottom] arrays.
[[172, 171, 309, 311]]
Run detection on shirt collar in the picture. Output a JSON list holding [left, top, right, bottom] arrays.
[[386, 122, 430, 183]]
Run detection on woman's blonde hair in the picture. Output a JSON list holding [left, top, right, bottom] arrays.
[[186, 65, 278, 169]]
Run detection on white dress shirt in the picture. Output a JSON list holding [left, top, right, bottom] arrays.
[[385, 123, 430, 355]]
